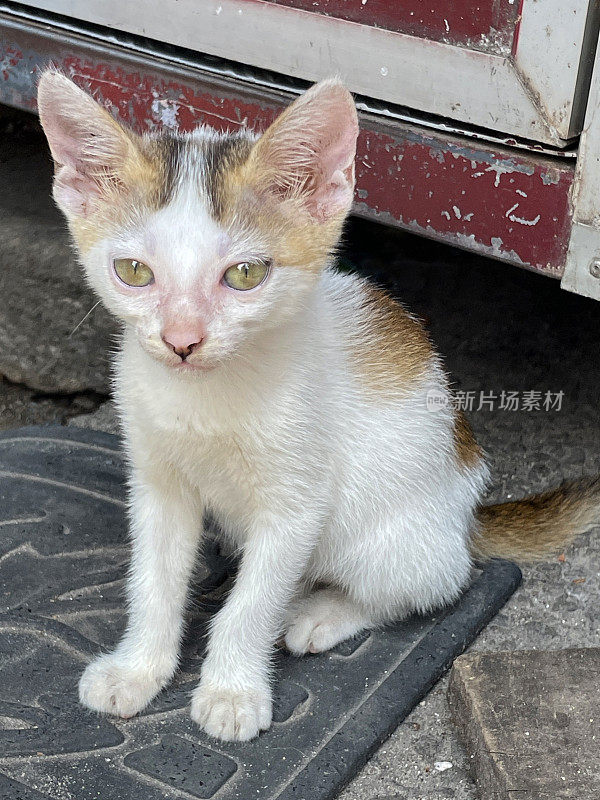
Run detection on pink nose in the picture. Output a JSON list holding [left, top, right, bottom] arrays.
[[161, 325, 205, 361]]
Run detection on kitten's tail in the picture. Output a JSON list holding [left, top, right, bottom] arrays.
[[471, 476, 600, 561]]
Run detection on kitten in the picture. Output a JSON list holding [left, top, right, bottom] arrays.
[[37, 72, 599, 742]]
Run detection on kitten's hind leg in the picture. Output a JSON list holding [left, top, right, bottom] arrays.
[[284, 588, 372, 655]]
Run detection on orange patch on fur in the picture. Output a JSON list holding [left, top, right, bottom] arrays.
[[220, 155, 345, 275], [350, 284, 433, 397], [453, 411, 483, 470], [473, 475, 600, 560], [68, 135, 174, 254]]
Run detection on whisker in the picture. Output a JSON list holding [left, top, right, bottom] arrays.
[[68, 300, 102, 338]]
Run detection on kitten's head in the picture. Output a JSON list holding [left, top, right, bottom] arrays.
[[37, 72, 358, 372]]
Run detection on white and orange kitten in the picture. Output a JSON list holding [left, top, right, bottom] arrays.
[[37, 72, 599, 742]]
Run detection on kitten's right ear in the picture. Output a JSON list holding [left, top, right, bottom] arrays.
[[248, 79, 358, 222], [37, 71, 138, 217]]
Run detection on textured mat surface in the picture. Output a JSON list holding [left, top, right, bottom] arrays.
[[0, 426, 521, 800]]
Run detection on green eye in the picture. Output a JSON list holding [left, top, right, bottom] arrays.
[[222, 260, 270, 291], [113, 258, 154, 287]]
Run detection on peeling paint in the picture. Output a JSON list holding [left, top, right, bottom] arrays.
[[150, 98, 178, 129], [354, 207, 538, 274], [541, 170, 561, 186], [485, 160, 534, 188], [508, 213, 541, 226], [429, 149, 446, 164]]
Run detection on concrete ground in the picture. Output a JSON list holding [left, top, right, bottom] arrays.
[[1, 111, 599, 799]]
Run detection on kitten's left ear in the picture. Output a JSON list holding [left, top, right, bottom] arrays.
[[250, 79, 359, 222], [37, 71, 144, 217]]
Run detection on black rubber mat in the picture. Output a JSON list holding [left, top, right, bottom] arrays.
[[0, 426, 522, 800]]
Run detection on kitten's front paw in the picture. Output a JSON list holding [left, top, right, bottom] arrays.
[[190, 681, 272, 742], [79, 654, 167, 718]]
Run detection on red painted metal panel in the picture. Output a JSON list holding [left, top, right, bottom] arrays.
[[62, 57, 280, 134], [0, 13, 573, 276], [355, 126, 573, 274], [262, 0, 520, 50]]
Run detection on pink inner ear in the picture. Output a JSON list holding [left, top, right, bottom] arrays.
[[306, 125, 358, 220], [51, 150, 105, 217], [318, 127, 358, 183], [37, 72, 131, 217], [46, 122, 86, 171], [256, 80, 359, 221], [54, 164, 100, 216], [308, 170, 354, 221]]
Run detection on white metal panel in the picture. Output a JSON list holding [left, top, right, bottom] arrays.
[[516, 0, 599, 139], [562, 224, 600, 301], [563, 38, 600, 301], [14, 0, 599, 145]]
